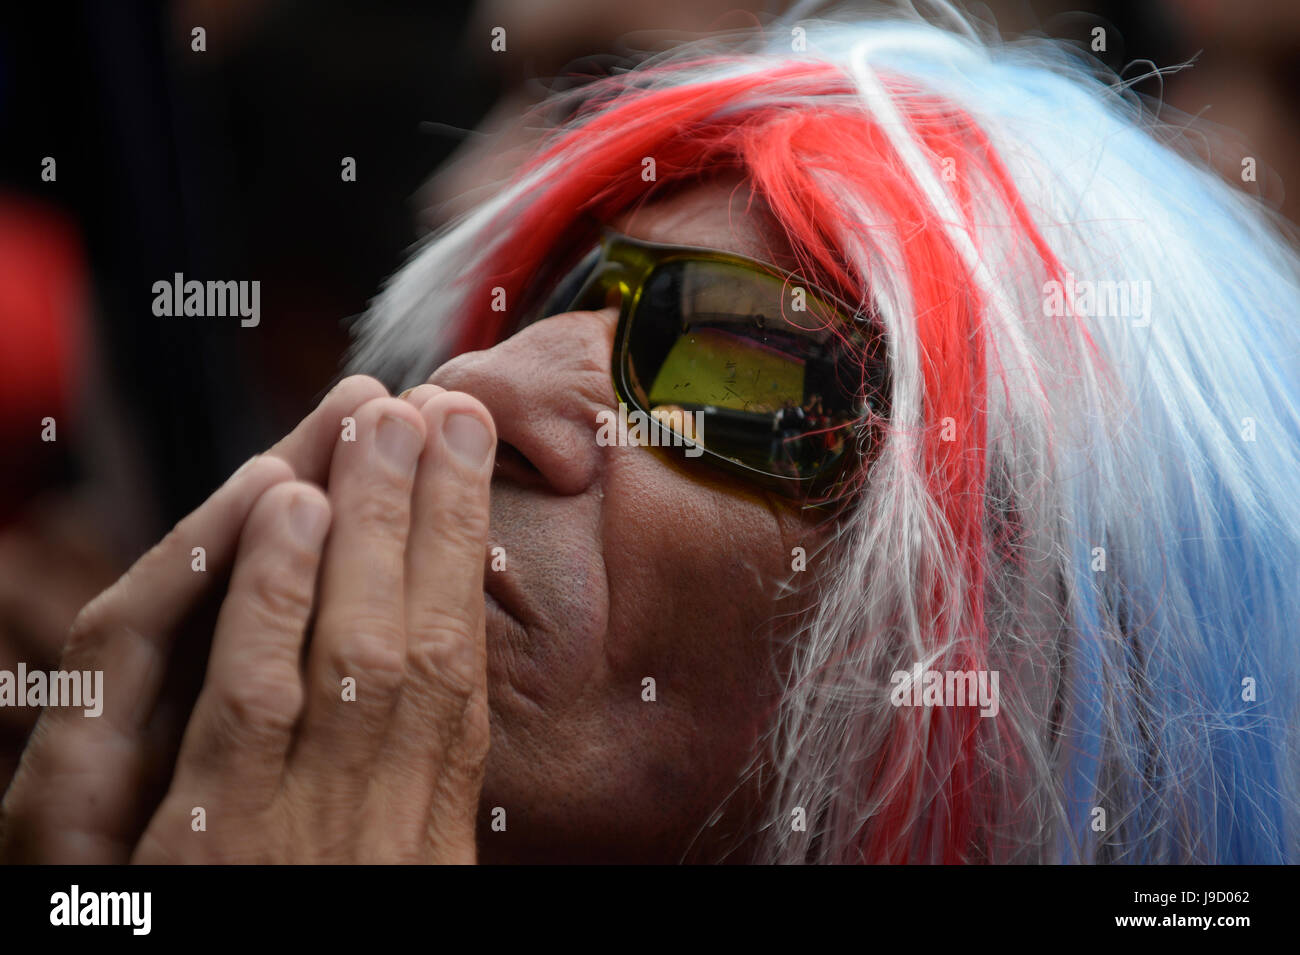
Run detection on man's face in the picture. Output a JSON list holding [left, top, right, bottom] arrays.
[[426, 175, 828, 862]]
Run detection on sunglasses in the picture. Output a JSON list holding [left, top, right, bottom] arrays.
[[512, 231, 888, 506]]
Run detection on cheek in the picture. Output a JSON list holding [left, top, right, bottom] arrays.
[[600, 452, 792, 733]]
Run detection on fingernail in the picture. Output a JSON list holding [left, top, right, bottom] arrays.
[[398, 387, 415, 399], [443, 412, 494, 467], [290, 494, 330, 547], [376, 414, 422, 473]]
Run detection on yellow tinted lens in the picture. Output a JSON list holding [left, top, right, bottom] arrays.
[[624, 259, 861, 478]]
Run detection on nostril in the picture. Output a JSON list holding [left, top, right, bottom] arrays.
[[491, 438, 545, 486]]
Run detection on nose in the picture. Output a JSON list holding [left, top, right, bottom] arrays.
[[427, 307, 620, 497]]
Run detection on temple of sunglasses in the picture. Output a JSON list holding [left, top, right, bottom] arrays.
[[517, 232, 890, 507]]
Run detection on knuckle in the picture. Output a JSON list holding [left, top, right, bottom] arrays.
[[451, 702, 491, 772], [326, 622, 407, 686], [405, 628, 478, 701], [245, 560, 316, 626], [215, 667, 304, 736], [257, 480, 327, 535], [431, 499, 489, 549], [353, 490, 410, 537]]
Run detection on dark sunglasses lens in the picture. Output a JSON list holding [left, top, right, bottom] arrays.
[[622, 259, 865, 480]]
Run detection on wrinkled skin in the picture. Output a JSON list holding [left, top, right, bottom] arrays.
[[0, 175, 827, 864]]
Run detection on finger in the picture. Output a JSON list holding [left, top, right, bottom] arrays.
[[268, 374, 389, 484], [0, 456, 295, 862], [56, 454, 294, 734], [169, 481, 330, 802], [292, 396, 426, 783], [378, 393, 496, 818]]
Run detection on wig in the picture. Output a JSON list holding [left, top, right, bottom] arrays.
[[350, 5, 1300, 863]]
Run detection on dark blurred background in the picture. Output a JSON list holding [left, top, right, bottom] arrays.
[[0, 0, 1296, 787]]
